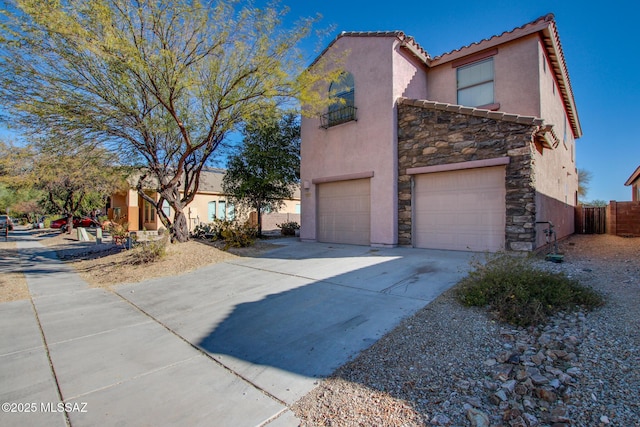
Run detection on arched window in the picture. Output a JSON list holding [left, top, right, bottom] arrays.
[[321, 72, 357, 128]]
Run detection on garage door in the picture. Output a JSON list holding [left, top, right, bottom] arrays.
[[317, 179, 370, 245], [414, 166, 505, 251]]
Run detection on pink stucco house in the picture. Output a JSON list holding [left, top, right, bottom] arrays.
[[300, 14, 581, 251]]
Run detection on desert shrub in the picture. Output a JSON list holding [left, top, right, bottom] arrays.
[[277, 221, 300, 236], [456, 253, 603, 327], [191, 219, 237, 240], [106, 221, 129, 241], [191, 223, 213, 239], [221, 221, 258, 249], [128, 234, 168, 265]]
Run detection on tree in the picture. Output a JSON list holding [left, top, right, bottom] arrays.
[[584, 199, 607, 207], [0, 141, 43, 219], [222, 109, 300, 237], [578, 168, 592, 202], [0, 0, 329, 242], [0, 139, 124, 230], [34, 143, 125, 233]]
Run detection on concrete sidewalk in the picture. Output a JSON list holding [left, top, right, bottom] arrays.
[[1, 233, 294, 427], [1, 231, 473, 426]]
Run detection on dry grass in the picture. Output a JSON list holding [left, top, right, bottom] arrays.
[[41, 232, 280, 289], [0, 240, 30, 303], [1, 229, 279, 301]]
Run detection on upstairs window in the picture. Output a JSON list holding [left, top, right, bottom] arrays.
[[321, 72, 357, 128], [457, 58, 494, 107]]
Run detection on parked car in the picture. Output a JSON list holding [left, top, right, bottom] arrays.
[[50, 216, 100, 230], [0, 215, 14, 231]]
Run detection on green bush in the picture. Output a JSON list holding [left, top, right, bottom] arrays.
[[456, 253, 604, 327], [191, 219, 237, 240], [221, 221, 258, 249], [128, 234, 168, 265], [277, 221, 300, 236], [192, 219, 258, 249]]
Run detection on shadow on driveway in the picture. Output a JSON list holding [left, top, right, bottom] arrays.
[[119, 242, 474, 404]]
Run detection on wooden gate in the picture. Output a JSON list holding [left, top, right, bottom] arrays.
[[575, 206, 606, 234]]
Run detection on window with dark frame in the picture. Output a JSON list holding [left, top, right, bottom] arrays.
[[321, 72, 357, 128]]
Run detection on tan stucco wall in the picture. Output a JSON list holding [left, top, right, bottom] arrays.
[[533, 39, 578, 246], [112, 190, 299, 232], [532, 142, 578, 246], [301, 36, 427, 246]]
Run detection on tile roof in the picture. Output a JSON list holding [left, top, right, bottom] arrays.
[[429, 14, 581, 139], [309, 31, 430, 68], [312, 15, 581, 140], [625, 165, 640, 186], [399, 97, 544, 126]]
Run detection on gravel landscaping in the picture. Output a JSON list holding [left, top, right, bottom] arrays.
[[292, 234, 640, 426]]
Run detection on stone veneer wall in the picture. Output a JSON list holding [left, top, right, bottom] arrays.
[[397, 101, 539, 251]]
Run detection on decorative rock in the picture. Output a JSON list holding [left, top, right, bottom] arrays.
[[535, 387, 557, 402], [550, 406, 571, 423], [466, 408, 490, 427], [515, 369, 528, 381], [566, 367, 581, 376], [531, 373, 550, 385], [492, 364, 513, 381], [430, 413, 452, 426], [465, 396, 483, 408], [484, 380, 499, 391], [514, 383, 528, 395], [484, 358, 497, 367], [523, 412, 539, 426], [531, 351, 546, 365], [600, 415, 610, 424], [457, 380, 471, 390], [549, 378, 561, 389], [502, 379, 517, 393], [508, 353, 521, 364]]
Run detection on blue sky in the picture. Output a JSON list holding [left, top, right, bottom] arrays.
[[275, 0, 639, 202], [3, 1, 637, 202]]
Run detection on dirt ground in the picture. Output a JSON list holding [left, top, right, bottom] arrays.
[[0, 240, 30, 302], [0, 229, 282, 302]]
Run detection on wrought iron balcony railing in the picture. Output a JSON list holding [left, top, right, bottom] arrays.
[[320, 105, 357, 129]]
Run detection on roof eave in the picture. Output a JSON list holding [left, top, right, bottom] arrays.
[[430, 14, 582, 140], [624, 165, 640, 186], [308, 31, 431, 69]]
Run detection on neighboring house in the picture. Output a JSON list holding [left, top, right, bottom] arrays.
[[108, 169, 301, 232], [624, 165, 640, 201], [300, 14, 581, 252]]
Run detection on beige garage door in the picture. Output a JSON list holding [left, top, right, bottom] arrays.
[[317, 179, 370, 245], [414, 166, 505, 251]]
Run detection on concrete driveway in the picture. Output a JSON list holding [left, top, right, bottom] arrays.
[[1, 232, 473, 426]]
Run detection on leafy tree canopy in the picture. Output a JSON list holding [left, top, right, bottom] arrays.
[[223, 108, 300, 236], [0, 0, 336, 242]]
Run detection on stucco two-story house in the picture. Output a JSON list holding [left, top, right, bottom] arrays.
[[300, 14, 581, 251]]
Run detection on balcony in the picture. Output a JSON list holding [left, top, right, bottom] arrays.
[[320, 105, 357, 129]]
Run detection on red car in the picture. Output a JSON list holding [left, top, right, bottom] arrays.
[[50, 216, 100, 230]]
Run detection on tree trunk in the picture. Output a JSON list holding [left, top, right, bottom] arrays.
[[256, 206, 262, 238], [66, 213, 74, 234], [172, 208, 189, 243]]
